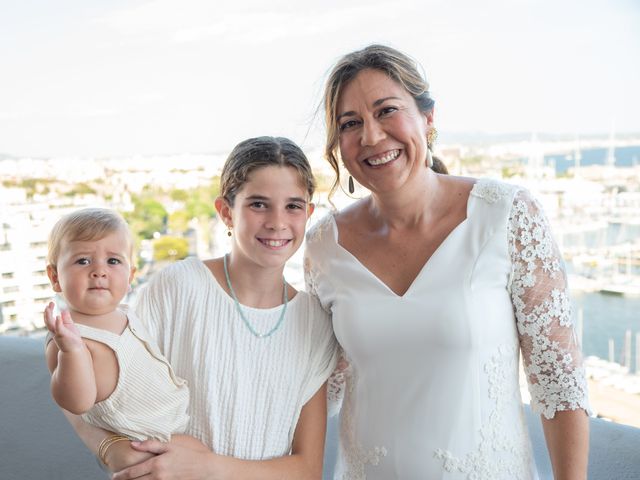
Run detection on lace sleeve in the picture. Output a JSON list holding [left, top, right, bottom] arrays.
[[508, 190, 590, 419]]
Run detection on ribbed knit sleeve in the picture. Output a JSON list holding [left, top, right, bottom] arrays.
[[300, 297, 338, 406]]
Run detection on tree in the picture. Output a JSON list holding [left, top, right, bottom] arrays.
[[125, 197, 168, 239], [153, 236, 189, 262]]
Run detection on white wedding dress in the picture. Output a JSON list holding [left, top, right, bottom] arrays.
[[304, 179, 590, 480]]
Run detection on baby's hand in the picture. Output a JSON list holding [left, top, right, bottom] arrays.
[[44, 302, 84, 352]]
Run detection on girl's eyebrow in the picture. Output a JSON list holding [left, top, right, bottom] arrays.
[[337, 96, 402, 121], [245, 194, 306, 203]]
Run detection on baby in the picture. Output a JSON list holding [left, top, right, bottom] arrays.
[[44, 207, 192, 467]]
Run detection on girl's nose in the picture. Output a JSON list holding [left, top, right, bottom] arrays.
[[266, 211, 286, 230]]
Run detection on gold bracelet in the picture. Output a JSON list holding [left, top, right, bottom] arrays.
[[98, 434, 130, 466]]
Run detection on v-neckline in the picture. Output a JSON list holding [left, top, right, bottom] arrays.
[[330, 181, 477, 298]]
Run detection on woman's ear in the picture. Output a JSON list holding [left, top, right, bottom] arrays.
[[214, 196, 233, 228]]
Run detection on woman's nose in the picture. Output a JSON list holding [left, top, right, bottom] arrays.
[[361, 119, 385, 146]]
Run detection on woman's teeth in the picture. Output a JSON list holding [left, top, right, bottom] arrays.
[[367, 149, 400, 166]]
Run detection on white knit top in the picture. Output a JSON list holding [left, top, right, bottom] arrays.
[[76, 311, 190, 442], [132, 257, 338, 460]]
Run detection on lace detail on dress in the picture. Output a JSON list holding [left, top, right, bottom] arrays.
[[470, 179, 513, 204], [434, 345, 533, 480], [306, 212, 335, 244], [326, 347, 348, 417], [508, 190, 590, 419], [338, 360, 388, 480]]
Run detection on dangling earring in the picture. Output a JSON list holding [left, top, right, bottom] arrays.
[[426, 149, 434, 168], [426, 127, 438, 169], [227, 226, 232, 237], [348, 175, 355, 194]]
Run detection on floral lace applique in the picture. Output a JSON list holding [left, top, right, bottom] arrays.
[[508, 190, 590, 419], [336, 359, 388, 480], [470, 179, 513, 204], [434, 345, 533, 480], [305, 212, 335, 244]]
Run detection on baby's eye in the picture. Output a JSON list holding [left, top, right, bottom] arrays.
[[339, 119, 359, 131], [107, 258, 121, 265], [76, 258, 90, 265]]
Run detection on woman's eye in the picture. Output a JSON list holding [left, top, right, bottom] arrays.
[[339, 119, 359, 131], [379, 106, 397, 117], [108, 258, 121, 265]]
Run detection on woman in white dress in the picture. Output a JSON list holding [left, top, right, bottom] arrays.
[[304, 44, 590, 479]]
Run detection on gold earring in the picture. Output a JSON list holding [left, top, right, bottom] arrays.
[[348, 176, 355, 194], [427, 127, 438, 149]]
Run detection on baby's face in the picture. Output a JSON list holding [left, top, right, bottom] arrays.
[[49, 229, 134, 316]]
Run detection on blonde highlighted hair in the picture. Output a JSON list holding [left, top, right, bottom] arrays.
[[47, 208, 133, 267]]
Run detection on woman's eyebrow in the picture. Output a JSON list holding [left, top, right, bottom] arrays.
[[337, 96, 403, 121]]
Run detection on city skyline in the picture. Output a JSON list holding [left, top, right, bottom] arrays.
[[1, 0, 639, 157]]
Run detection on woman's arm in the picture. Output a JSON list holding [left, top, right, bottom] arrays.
[[508, 190, 590, 479], [541, 410, 589, 480], [112, 383, 329, 480], [44, 304, 97, 414]]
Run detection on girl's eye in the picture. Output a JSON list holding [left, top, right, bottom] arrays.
[[287, 203, 304, 210], [76, 258, 90, 265], [107, 258, 121, 265], [249, 201, 267, 209], [339, 119, 359, 131]]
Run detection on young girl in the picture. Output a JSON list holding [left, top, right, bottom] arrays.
[[44, 208, 202, 468], [62, 136, 338, 479]]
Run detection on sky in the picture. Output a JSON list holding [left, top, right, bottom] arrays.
[[0, 0, 638, 157]]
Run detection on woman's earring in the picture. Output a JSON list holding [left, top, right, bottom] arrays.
[[348, 175, 355, 194], [227, 226, 232, 237], [426, 127, 438, 169], [426, 149, 434, 168]]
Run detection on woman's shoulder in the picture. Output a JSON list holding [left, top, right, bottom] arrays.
[[469, 177, 524, 205], [305, 209, 337, 246]]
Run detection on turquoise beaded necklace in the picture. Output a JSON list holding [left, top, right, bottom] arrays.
[[223, 253, 288, 338]]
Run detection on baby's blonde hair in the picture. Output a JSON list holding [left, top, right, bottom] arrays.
[[47, 208, 133, 268]]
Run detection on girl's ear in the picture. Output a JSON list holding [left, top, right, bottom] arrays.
[[46, 265, 62, 293], [307, 203, 315, 217], [214, 196, 233, 228]]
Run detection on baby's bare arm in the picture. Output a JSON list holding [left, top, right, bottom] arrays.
[[45, 305, 97, 414]]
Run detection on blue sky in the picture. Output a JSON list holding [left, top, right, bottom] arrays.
[[0, 0, 638, 157]]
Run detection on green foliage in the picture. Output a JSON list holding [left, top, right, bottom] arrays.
[[153, 235, 189, 262], [124, 197, 168, 240], [168, 210, 191, 233], [64, 182, 97, 197], [170, 189, 189, 202]]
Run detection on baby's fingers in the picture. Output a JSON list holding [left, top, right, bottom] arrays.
[[43, 302, 57, 331]]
